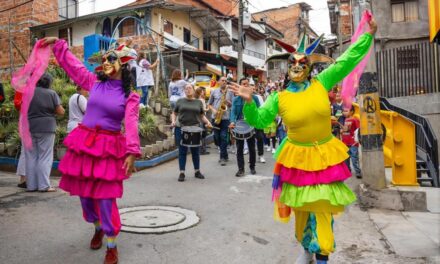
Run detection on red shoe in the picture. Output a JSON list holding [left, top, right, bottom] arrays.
[[104, 247, 118, 264], [90, 229, 104, 250]]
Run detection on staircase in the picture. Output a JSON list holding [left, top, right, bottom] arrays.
[[380, 98, 439, 187]]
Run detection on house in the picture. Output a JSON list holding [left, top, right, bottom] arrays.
[[328, 0, 440, 162], [0, 0, 237, 80], [0, 0, 61, 79], [219, 18, 284, 82], [252, 3, 318, 47]]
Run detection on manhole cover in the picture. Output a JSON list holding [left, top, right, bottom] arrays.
[[119, 206, 200, 234]]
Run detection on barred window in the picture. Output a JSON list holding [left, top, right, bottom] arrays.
[[397, 47, 419, 69], [58, 0, 77, 20]]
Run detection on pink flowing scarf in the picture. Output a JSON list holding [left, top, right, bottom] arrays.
[[341, 10, 373, 108], [11, 40, 52, 149]]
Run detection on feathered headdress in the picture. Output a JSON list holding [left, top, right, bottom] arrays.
[[267, 30, 334, 65]]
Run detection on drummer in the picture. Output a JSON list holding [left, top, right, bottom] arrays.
[[229, 78, 261, 177], [171, 84, 213, 182]]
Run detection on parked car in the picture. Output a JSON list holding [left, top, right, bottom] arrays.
[[192, 71, 219, 99]]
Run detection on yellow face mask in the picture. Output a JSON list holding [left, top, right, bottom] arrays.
[[287, 53, 311, 83]]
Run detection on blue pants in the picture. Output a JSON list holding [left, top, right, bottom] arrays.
[[137, 85, 152, 105], [213, 119, 230, 160], [345, 146, 361, 176], [175, 127, 200, 171]]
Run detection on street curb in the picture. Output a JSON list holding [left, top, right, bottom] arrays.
[[0, 134, 214, 171]]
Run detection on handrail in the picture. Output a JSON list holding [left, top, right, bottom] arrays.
[[380, 97, 439, 186]]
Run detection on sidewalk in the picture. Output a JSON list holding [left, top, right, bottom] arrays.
[[0, 151, 434, 263]]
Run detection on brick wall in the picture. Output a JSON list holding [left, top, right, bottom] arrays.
[[253, 4, 302, 45], [0, 0, 58, 80]]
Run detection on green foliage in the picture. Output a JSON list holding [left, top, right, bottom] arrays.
[[138, 109, 157, 138], [156, 90, 170, 108], [55, 125, 67, 147], [5, 130, 20, 150]]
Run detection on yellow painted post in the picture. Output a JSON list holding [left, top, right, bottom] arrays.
[[391, 115, 418, 186]]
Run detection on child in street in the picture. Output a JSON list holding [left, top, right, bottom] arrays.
[[341, 106, 361, 178], [331, 90, 344, 139]]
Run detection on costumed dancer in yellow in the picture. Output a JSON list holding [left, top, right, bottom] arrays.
[[230, 19, 377, 264]]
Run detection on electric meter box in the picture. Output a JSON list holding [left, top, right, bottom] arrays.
[[243, 12, 251, 28]]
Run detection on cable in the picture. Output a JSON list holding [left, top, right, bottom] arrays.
[[0, 0, 33, 14]]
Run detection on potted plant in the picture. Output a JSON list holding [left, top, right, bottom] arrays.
[[55, 126, 67, 160]]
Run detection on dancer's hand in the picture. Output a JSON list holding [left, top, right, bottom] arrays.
[[368, 18, 377, 35], [41, 37, 58, 47], [228, 82, 253, 103], [123, 154, 136, 176]]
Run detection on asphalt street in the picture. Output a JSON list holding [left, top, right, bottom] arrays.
[[0, 147, 426, 264]]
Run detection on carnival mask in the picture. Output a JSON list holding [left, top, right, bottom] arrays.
[[288, 53, 311, 83], [266, 33, 335, 83], [95, 45, 135, 77], [102, 52, 121, 76]]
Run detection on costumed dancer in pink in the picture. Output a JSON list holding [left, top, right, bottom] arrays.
[[41, 37, 141, 264]]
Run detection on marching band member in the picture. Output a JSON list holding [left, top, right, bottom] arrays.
[[230, 17, 377, 264], [208, 76, 233, 166], [171, 84, 212, 182], [229, 78, 261, 177]]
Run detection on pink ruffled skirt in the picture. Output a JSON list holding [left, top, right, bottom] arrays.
[[58, 125, 128, 199], [280, 163, 351, 187]]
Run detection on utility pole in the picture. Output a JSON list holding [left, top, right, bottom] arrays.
[[237, 0, 244, 80], [337, 0, 343, 55], [355, 0, 386, 190]]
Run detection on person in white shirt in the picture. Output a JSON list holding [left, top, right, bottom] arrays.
[[67, 87, 88, 133], [136, 51, 159, 107]]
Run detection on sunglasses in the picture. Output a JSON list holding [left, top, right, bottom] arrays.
[[102, 54, 119, 64]]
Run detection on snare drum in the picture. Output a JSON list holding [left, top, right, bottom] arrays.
[[180, 126, 204, 147], [231, 120, 254, 140]]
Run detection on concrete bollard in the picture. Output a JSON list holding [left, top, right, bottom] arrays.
[[145, 145, 153, 157]]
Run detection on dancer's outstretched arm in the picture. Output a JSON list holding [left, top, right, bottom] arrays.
[[316, 19, 377, 91], [42, 37, 97, 91], [229, 82, 279, 129]]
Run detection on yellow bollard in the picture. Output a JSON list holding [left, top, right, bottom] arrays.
[[390, 115, 418, 186], [353, 103, 417, 186]]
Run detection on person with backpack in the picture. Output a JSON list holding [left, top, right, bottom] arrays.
[[67, 87, 88, 133]]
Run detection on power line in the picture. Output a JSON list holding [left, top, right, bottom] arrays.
[[0, 0, 33, 13]]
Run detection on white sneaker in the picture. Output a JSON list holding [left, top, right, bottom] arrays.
[[244, 149, 249, 155], [271, 148, 276, 154], [139, 103, 146, 108], [259, 156, 266, 163], [295, 249, 313, 264], [266, 146, 272, 152]]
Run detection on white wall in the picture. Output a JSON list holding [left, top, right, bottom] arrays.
[[78, 0, 136, 16]]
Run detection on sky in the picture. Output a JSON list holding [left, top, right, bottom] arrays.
[[247, 0, 331, 36]]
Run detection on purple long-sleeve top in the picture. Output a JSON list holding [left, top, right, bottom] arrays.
[[52, 39, 141, 157]]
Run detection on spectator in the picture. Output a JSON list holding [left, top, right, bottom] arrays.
[[67, 87, 88, 133], [341, 106, 361, 178], [13, 91, 26, 188], [331, 90, 344, 138], [195, 86, 210, 155], [168, 69, 189, 110], [136, 52, 159, 107], [24, 73, 64, 192]]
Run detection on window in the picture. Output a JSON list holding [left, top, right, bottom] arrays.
[[391, 0, 419, 22], [397, 47, 419, 69], [163, 19, 173, 35], [58, 0, 77, 20], [268, 61, 274, 70], [119, 18, 135, 37], [184, 28, 191, 44], [191, 35, 199, 49], [203, 36, 211, 51], [58, 27, 72, 46]]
